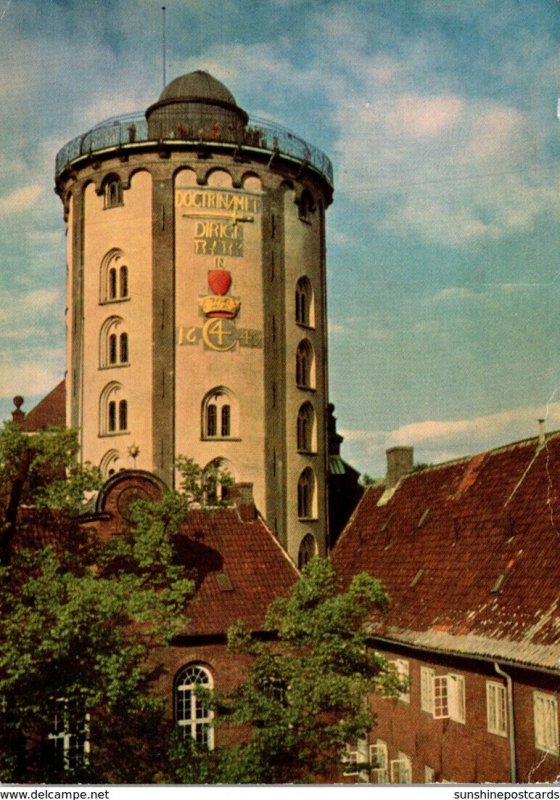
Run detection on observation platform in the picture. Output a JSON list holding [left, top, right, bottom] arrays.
[[55, 110, 334, 188]]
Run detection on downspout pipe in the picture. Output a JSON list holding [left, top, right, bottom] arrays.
[[494, 662, 517, 783]]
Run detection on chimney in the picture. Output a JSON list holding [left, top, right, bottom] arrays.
[[227, 482, 257, 521], [386, 446, 413, 489], [11, 396, 25, 427]]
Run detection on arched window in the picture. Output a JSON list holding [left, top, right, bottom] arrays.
[[202, 457, 234, 506], [296, 339, 314, 389], [100, 249, 129, 303], [103, 175, 123, 209], [295, 277, 314, 327], [99, 317, 129, 367], [298, 533, 318, 569], [99, 449, 121, 478], [297, 402, 315, 452], [99, 382, 128, 436], [175, 664, 214, 749], [202, 388, 238, 439], [297, 467, 316, 519]]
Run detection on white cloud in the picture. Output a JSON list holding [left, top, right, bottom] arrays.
[[0, 185, 43, 214], [430, 287, 481, 304], [385, 94, 464, 138], [340, 404, 560, 476], [0, 362, 62, 401]]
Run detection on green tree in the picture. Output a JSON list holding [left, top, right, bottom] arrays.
[[0, 424, 219, 783], [167, 558, 405, 784]]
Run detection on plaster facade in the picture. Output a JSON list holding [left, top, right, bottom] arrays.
[[56, 71, 333, 560]]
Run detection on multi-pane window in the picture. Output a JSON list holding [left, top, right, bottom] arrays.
[[297, 468, 315, 519], [296, 339, 314, 388], [202, 388, 236, 439], [534, 692, 559, 754], [175, 664, 214, 749], [421, 667, 435, 713], [48, 698, 89, 773], [297, 402, 315, 452], [295, 277, 313, 327], [487, 681, 507, 737], [390, 752, 412, 784], [370, 741, 388, 784], [342, 739, 369, 782], [390, 659, 410, 703], [434, 674, 465, 723]]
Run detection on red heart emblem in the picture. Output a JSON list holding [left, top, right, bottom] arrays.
[[208, 270, 232, 296]]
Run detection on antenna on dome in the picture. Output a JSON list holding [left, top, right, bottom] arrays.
[[162, 6, 167, 89]]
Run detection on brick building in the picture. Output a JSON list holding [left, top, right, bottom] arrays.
[[5, 393, 299, 760], [332, 434, 560, 784]]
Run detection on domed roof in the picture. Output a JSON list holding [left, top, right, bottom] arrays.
[[159, 70, 237, 106]]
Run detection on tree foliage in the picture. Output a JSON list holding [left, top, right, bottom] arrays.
[[0, 424, 200, 783], [167, 558, 405, 784]]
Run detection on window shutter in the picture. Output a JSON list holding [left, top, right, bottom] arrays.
[[448, 674, 465, 723]]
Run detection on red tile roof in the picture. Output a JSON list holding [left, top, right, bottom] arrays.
[[21, 381, 66, 432], [176, 508, 299, 636], [332, 433, 560, 671]]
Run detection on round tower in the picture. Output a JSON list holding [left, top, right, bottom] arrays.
[[55, 70, 333, 562]]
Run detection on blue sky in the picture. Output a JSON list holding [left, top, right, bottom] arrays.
[[1, 0, 559, 475]]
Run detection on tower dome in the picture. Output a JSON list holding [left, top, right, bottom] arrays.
[[146, 70, 248, 141], [159, 70, 238, 106]]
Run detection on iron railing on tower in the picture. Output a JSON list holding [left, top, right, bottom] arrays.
[[55, 111, 334, 187]]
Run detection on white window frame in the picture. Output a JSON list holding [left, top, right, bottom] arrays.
[[391, 658, 410, 703], [342, 739, 369, 781], [370, 741, 388, 784], [390, 752, 412, 784], [433, 673, 465, 723], [48, 698, 90, 772], [486, 681, 507, 737], [534, 691, 559, 755], [175, 664, 215, 750], [341, 745, 359, 775], [420, 666, 435, 713], [424, 765, 436, 783]]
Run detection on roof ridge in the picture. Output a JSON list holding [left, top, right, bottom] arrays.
[[396, 429, 560, 478]]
